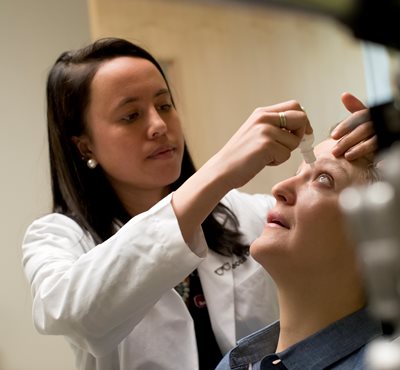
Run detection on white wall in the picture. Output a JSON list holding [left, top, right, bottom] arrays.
[[0, 1, 90, 369]]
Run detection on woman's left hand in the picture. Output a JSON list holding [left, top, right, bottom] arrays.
[[330, 92, 378, 161]]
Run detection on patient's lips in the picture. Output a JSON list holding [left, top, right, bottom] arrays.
[[266, 211, 290, 229]]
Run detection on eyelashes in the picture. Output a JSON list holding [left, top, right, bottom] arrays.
[[121, 112, 139, 123], [120, 103, 173, 123]]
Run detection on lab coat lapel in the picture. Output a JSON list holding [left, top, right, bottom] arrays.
[[197, 251, 236, 354]]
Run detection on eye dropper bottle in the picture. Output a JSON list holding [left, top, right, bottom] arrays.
[[299, 133, 316, 166]]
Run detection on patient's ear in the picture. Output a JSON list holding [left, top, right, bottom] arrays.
[[71, 135, 93, 159]]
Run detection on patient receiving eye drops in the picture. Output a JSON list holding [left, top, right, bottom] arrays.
[[216, 136, 382, 370], [299, 133, 316, 166]]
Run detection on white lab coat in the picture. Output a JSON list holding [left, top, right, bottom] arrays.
[[22, 189, 278, 370]]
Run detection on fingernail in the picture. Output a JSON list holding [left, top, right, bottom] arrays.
[[344, 150, 355, 161], [331, 143, 343, 157]]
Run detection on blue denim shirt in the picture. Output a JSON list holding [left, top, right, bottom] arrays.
[[216, 307, 382, 370]]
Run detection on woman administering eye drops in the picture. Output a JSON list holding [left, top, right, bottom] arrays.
[[216, 136, 382, 370]]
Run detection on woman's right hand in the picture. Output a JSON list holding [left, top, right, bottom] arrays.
[[172, 100, 311, 244], [211, 100, 311, 190]]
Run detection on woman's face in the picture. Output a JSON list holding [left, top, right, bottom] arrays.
[[250, 138, 369, 277], [77, 56, 184, 199]]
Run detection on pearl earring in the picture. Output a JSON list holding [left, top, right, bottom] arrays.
[[87, 158, 98, 169]]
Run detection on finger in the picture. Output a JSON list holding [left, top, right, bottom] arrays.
[[263, 140, 292, 166], [341, 92, 367, 113], [268, 125, 302, 151], [283, 110, 309, 138], [331, 109, 371, 139], [343, 136, 378, 161], [256, 120, 302, 152], [252, 109, 306, 133], [265, 110, 309, 138], [305, 120, 313, 135], [332, 122, 375, 157], [262, 99, 304, 113]]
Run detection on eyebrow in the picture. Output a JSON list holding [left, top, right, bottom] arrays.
[[114, 88, 170, 110]]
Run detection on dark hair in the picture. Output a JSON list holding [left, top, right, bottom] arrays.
[[47, 37, 248, 256]]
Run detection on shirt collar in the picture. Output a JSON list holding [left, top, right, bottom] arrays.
[[228, 307, 382, 370], [228, 321, 280, 368], [278, 307, 382, 370]]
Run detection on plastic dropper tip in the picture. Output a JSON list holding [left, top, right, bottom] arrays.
[[299, 134, 316, 166]]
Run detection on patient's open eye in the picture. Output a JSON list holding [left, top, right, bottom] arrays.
[[316, 173, 334, 187]]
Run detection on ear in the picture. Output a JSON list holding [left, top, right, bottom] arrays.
[[71, 135, 93, 160]]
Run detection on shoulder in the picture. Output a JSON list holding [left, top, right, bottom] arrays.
[[26, 212, 85, 236], [23, 213, 93, 252], [21, 213, 95, 287]]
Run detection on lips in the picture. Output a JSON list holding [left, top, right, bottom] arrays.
[[148, 145, 176, 158], [267, 211, 290, 229]]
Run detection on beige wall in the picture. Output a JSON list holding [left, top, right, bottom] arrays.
[[0, 0, 89, 369], [89, 0, 367, 193]]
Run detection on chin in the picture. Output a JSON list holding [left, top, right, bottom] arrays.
[[158, 163, 182, 182], [251, 235, 288, 263], [167, 168, 182, 185], [250, 237, 276, 257]]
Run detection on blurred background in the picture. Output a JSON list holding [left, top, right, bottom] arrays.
[[0, 0, 394, 368]]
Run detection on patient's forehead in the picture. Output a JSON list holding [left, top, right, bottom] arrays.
[[301, 138, 368, 183], [314, 138, 339, 158]]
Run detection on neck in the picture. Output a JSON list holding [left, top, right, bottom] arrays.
[[117, 186, 170, 216], [275, 269, 365, 353]]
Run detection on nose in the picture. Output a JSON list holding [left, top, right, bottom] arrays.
[[148, 108, 167, 139], [271, 176, 297, 205]]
